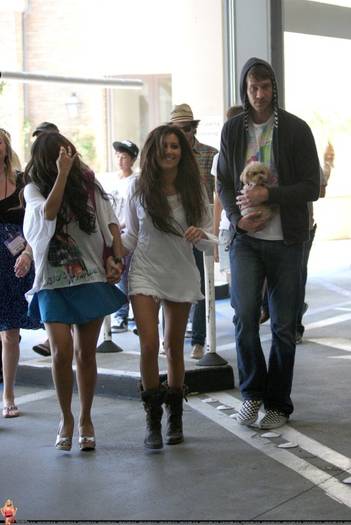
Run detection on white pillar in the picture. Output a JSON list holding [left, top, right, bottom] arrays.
[[103, 315, 112, 341], [204, 253, 216, 353]]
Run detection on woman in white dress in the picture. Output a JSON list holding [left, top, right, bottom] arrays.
[[122, 125, 216, 449]]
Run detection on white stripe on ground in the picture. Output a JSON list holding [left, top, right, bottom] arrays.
[[101, 350, 141, 356], [305, 301, 351, 316], [96, 367, 140, 377], [216, 342, 236, 351], [216, 334, 271, 352], [304, 313, 351, 331], [216, 309, 351, 352], [216, 297, 351, 322], [317, 281, 351, 298], [20, 362, 51, 368], [188, 395, 351, 509], [308, 338, 351, 352], [1, 389, 56, 408], [19, 361, 141, 377], [214, 392, 351, 472]]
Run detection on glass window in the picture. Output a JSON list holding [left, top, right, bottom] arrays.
[[0, 0, 225, 181], [284, 8, 351, 239]]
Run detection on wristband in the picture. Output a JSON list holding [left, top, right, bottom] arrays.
[[22, 250, 33, 261]]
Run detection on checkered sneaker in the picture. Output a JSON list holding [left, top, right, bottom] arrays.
[[235, 399, 262, 426], [259, 410, 288, 430]]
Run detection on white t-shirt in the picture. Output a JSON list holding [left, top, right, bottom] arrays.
[[111, 173, 137, 226], [211, 153, 230, 231], [245, 116, 283, 241], [23, 183, 118, 295]]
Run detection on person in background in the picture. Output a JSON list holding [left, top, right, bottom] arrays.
[[0, 130, 41, 418], [32, 121, 59, 139], [295, 142, 335, 343], [30, 122, 60, 358], [0, 129, 22, 171], [169, 103, 217, 359], [122, 125, 216, 449], [110, 140, 139, 333], [23, 132, 124, 451], [0, 128, 22, 384], [213, 106, 243, 276], [217, 57, 320, 430]]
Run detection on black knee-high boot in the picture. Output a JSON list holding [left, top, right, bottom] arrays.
[[140, 385, 166, 449], [164, 385, 188, 445]]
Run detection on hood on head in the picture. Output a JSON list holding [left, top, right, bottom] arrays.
[[239, 57, 279, 130], [239, 57, 278, 104]]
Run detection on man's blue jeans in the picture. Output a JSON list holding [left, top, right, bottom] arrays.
[[230, 235, 303, 416], [296, 225, 316, 336]]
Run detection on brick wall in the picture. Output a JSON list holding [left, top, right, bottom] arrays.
[[23, 0, 107, 170], [0, 10, 25, 161]]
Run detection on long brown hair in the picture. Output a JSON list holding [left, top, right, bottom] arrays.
[[24, 132, 107, 234], [136, 125, 206, 236], [0, 130, 16, 184]]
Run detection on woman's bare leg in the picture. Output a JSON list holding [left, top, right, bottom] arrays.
[[163, 301, 191, 388], [130, 295, 160, 390], [162, 301, 191, 444], [74, 317, 103, 437], [45, 322, 74, 437], [1, 329, 20, 407], [132, 295, 165, 448]]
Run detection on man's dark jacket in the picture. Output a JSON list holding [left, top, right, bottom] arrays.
[[217, 57, 320, 244]]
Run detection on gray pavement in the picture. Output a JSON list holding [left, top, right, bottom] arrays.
[[1, 239, 351, 522]]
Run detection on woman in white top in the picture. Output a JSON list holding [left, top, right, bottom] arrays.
[[122, 125, 216, 449], [23, 132, 124, 452]]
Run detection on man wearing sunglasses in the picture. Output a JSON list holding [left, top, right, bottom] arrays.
[[169, 104, 217, 360]]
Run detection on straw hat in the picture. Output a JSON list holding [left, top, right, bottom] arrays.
[[169, 103, 200, 124]]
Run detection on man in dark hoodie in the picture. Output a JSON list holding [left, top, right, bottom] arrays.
[[217, 57, 320, 429]]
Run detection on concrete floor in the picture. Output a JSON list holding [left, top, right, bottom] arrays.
[[1, 239, 351, 523]]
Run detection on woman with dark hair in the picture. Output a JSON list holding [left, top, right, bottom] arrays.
[[0, 130, 40, 418], [122, 125, 216, 449], [23, 132, 124, 451]]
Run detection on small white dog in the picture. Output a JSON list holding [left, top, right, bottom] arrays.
[[239, 161, 274, 222]]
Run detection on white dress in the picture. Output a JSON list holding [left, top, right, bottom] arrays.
[[122, 179, 216, 303]]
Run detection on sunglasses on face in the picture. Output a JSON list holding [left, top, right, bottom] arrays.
[[179, 124, 194, 133]]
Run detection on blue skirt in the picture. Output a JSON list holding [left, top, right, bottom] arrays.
[[29, 282, 125, 325]]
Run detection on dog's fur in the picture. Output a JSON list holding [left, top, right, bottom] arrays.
[[239, 161, 274, 221]]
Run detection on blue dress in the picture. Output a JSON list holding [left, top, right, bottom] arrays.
[[0, 179, 41, 331]]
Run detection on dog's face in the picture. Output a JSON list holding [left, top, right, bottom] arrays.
[[240, 162, 270, 185]]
